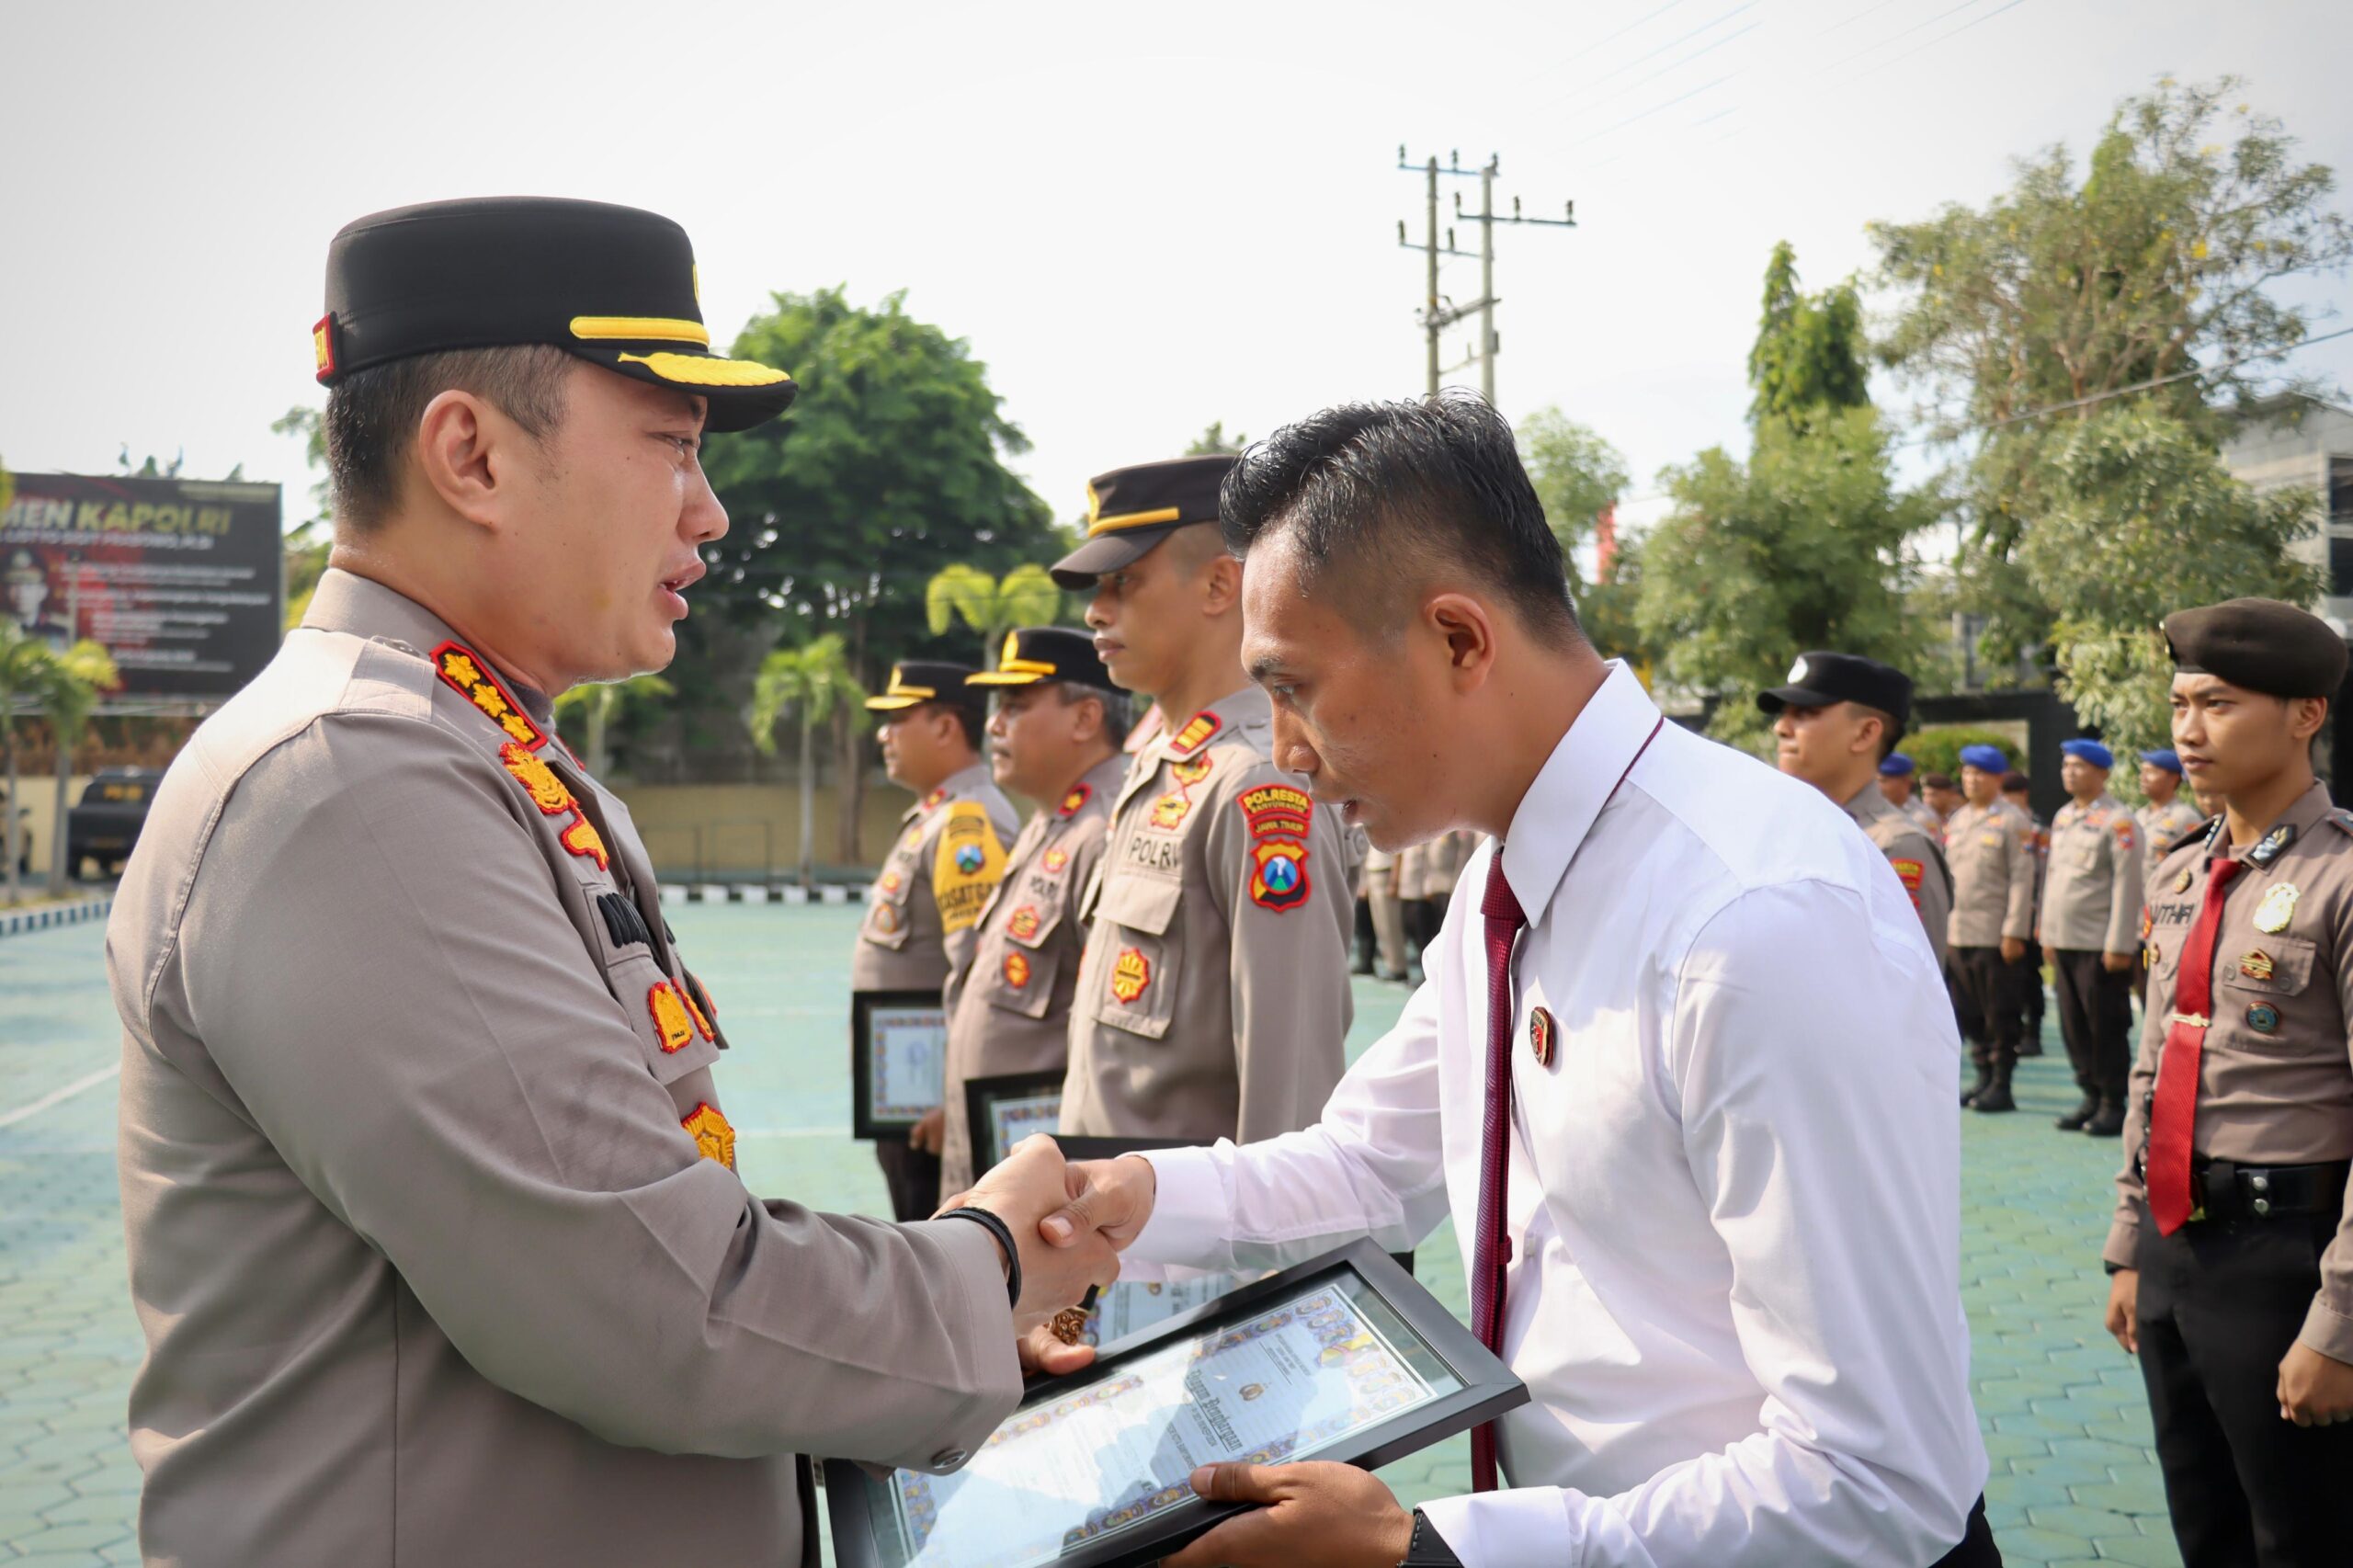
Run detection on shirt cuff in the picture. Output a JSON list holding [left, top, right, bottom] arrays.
[[2101, 1215, 2140, 1273], [1126, 1145, 1232, 1268], [1418, 1487, 1579, 1568], [2300, 1293, 2353, 1365]]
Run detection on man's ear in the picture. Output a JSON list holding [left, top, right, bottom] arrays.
[[414, 389, 516, 532], [2291, 695, 2329, 744], [1200, 552, 1245, 616], [1427, 592, 1499, 692]]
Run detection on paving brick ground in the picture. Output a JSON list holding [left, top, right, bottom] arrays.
[[0, 907, 2179, 1564]]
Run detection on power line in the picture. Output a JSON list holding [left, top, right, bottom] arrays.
[[1540, 0, 1764, 113], [1820, 0, 1989, 76], [1857, 0, 2030, 78], [1397, 150, 1576, 407]]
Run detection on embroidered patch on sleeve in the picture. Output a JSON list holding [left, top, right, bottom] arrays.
[[1237, 784, 1314, 839], [432, 641, 545, 750], [2113, 819, 2137, 848], [1248, 838, 1312, 913], [1890, 858, 1925, 892], [1168, 711, 1222, 756], [933, 802, 1008, 933], [1058, 782, 1093, 817], [1109, 948, 1152, 1004], [647, 981, 697, 1053], [1004, 950, 1032, 990], [682, 1102, 736, 1170]]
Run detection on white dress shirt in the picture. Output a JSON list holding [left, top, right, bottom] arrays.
[[1129, 663, 1987, 1567]]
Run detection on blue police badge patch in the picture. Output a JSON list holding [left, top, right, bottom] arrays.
[[956, 843, 986, 875], [2246, 1003, 2281, 1035]]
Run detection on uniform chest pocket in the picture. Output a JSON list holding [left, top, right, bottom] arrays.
[[998, 885, 1070, 951], [981, 937, 1064, 1020], [2219, 936, 2315, 999], [1092, 873, 1183, 1040], [860, 858, 917, 951], [601, 946, 722, 1084]]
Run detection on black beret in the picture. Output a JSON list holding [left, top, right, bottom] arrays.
[[1756, 650, 1913, 730], [317, 197, 796, 433], [867, 662, 984, 713], [2164, 598, 2347, 699], [1049, 455, 1236, 589], [965, 627, 1118, 695]]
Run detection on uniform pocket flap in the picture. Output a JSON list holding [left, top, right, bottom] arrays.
[[607, 953, 722, 1083], [2220, 936, 2315, 997], [1097, 873, 1182, 936], [983, 942, 1063, 1021]]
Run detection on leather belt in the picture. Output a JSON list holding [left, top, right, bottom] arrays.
[[2189, 1158, 2351, 1223]]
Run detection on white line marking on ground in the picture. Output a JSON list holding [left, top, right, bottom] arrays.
[[0, 1063, 122, 1131]]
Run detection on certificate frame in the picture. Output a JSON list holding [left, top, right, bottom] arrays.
[[1048, 1133, 1192, 1163], [853, 989, 950, 1139], [963, 1070, 1071, 1176], [822, 1240, 1525, 1568]]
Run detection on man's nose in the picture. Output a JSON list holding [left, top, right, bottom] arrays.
[[682, 462, 728, 545], [1085, 586, 1113, 629]]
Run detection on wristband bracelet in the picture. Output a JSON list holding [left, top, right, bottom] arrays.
[[938, 1206, 1021, 1309]]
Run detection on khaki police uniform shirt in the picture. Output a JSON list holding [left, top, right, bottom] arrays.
[[938, 752, 1126, 1193], [1900, 795, 1943, 840], [2040, 791, 2144, 955], [2137, 796, 2207, 875], [1062, 686, 1354, 1143], [2105, 782, 2353, 1362], [1844, 783, 1952, 969], [852, 762, 1017, 996], [1945, 798, 2039, 949], [106, 573, 1020, 1568]]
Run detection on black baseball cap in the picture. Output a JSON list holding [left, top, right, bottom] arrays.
[[1756, 651, 1913, 730], [2165, 598, 2347, 699], [965, 627, 1118, 695], [1049, 455, 1237, 590], [315, 197, 797, 433], [866, 661, 985, 715]]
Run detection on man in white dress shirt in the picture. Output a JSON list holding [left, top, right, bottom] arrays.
[[1030, 394, 1995, 1568]]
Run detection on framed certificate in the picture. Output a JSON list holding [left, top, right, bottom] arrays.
[[853, 990, 949, 1139], [823, 1241, 1526, 1568], [963, 1070, 1070, 1176]]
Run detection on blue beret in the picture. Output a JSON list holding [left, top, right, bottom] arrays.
[[1958, 744, 2009, 773], [2061, 738, 2114, 769], [2140, 749, 2183, 775], [1879, 753, 1916, 777]]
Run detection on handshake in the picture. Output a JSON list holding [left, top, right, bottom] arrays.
[[937, 1138, 1165, 1376]]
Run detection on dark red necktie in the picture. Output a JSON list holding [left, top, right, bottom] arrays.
[[2146, 858, 2242, 1234], [1471, 853, 1526, 1493]]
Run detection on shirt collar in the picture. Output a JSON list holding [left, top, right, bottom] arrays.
[[1498, 661, 1661, 920], [1156, 684, 1269, 762], [302, 567, 555, 727], [1842, 781, 1892, 822], [2224, 778, 2335, 861]]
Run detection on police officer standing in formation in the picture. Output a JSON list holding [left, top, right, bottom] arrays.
[[2104, 598, 2353, 1564], [1923, 770, 1964, 835], [1047, 455, 1358, 1144], [1947, 744, 2039, 1110], [2003, 770, 2052, 1055], [857, 659, 1018, 1220], [936, 629, 1130, 1195], [2135, 749, 2207, 869], [107, 197, 1112, 1566], [1881, 752, 1945, 837], [2039, 739, 2144, 1136], [1760, 652, 1951, 966]]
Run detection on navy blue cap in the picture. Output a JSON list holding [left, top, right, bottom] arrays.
[[1958, 744, 2009, 773], [1880, 753, 1916, 777], [2140, 749, 2183, 775], [2061, 738, 2114, 769]]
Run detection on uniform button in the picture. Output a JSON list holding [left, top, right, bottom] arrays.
[[931, 1448, 968, 1470], [2250, 1174, 2269, 1191], [2254, 1199, 2272, 1217]]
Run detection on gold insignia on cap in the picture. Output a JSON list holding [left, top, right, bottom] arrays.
[[2254, 882, 2299, 935], [615, 350, 791, 388], [569, 315, 711, 346]]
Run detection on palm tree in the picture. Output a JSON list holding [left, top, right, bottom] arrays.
[[552, 672, 673, 778], [748, 634, 867, 887], [42, 640, 120, 894], [925, 563, 1063, 667], [0, 619, 53, 905]]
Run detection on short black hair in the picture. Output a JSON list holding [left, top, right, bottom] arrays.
[[2002, 771, 2031, 793], [1052, 680, 1131, 748], [1922, 772, 1957, 791], [1856, 704, 1902, 761], [1218, 392, 1581, 642], [325, 345, 574, 530], [924, 699, 985, 753]]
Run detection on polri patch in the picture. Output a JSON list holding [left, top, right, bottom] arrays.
[[1238, 784, 1314, 839], [1042, 847, 1070, 875], [1006, 906, 1042, 942], [1004, 951, 1031, 990], [1529, 1006, 1556, 1066], [682, 1102, 736, 1170], [432, 642, 544, 750], [1150, 793, 1191, 831], [1248, 838, 1311, 913], [1109, 948, 1152, 1005], [1171, 756, 1214, 787]]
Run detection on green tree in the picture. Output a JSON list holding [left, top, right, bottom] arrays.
[[697, 287, 1063, 859], [1872, 77, 2353, 667], [1747, 241, 1870, 432], [0, 620, 52, 904], [272, 406, 335, 629], [1186, 422, 1247, 455], [747, 634, 868, 887], [926, 562, 1063, 666], [553, 673, 675, 779], [1518, 408, 1629, 579], [2021, 404, 2319, 752], [40, 640, 119, 894]]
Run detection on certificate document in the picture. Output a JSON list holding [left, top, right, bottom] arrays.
[[1081, 1274, 1265, 1349], [869, 1005, 948, 1122], [985, 1091, 1063, 1166], [868, 1273, 1462, 1568]]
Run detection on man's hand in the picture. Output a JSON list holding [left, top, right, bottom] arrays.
[[910, 1107, 945, 1155], [1161, 1462, 1413, 1568], [2277, 1341, 2353, 1426], [2001, 937, 2027, 963], [2042, 944, 2059, 968], [945, 1136, 1120, 1330], [1017, 1322, 1097, 1381], [2104, 1269, 2139, 1355], [1040, 1154, 1159, 1252], [2101, 950, 2134, 973]]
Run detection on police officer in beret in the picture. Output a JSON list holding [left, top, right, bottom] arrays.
[[1047, 455, 1358, 1147], [1947, 743, 2039, 1109], [1880, 751, 1945, 838], [2135, 750, 2208, 874], [106, 198, 1114, 1567], [858, 659, 1019, 1219], [2039, 739, 2144, 1135], [936, 629, 1131, 1195], [1761, 652, 1952, 967], [2105, 597, 2353, 1564]]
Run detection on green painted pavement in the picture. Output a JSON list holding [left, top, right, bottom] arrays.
[[0, 908, 2178, 1563]]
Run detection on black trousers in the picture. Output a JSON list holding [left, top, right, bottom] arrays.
[[2052, 949, 2133, 1100], [1932, 1496, 2002, 1566], [2135, 1205, 2353, 1567], [876, 1136, 940, 1222], [1949, 946, 2027, 1067]]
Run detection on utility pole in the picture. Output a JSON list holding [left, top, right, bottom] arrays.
[[1396, 148, 1575, 408]]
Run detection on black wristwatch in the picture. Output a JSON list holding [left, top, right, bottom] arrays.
[[1398, 1509, 1462, 1568]]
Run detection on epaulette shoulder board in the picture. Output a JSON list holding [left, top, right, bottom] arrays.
[[2202, 815, 2226, 853]]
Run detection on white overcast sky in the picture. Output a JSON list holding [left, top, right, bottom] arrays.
[[5, 0, 2350, 538]]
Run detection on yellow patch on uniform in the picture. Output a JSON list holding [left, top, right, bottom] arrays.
[[499, 742, 574, 814], [1149, 793, 1191, 831], [1248, 838, 1312, 913], [1110, 947, 1152, 1005], [648, 981, 696, 1053], [1171, 756, 1213, 787], [2112, 819, 2136, 847], [1004, 950, 1032, 990], [1042, 848, 1070, 874], [1890, 858, 1925, 892], [1238, 784, 1313, 838], [2174, 868, 2193, 893], [933, 802, 1008, 934], [2240, 949, 2274, 982], [881, 870, 903, 894], [432, 641, 545, 749], [1169, 711, 1222, 756], [1006, 906, 1042, 941], [1058, 782, 1093, 817], [681, 983, 716, 1041], [560, 815, 610, 871], [2255, 882, 2298, 935], [871, 902, 901, 935], [682, 1102, 736, 1170]]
